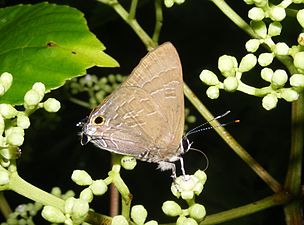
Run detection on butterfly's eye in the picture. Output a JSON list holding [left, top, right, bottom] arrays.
[[93, 116, 105, 125]]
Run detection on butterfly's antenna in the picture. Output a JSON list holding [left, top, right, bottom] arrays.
[[185, 111, 239, 137], [189, 147, 209, 171]]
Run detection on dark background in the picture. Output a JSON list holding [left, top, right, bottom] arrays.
[[0, 0, 293, 224]]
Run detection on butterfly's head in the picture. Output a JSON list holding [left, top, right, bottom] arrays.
[[181, 136, 192, 155]]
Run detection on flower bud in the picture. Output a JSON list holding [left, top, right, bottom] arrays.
[[0, 115, 4, 135], [258, 53, 274, 67], [262, 94, 278, 110], [294, 52, 304, 70], [268, 22, 282, 36], [41, 206, 66, 223], [261, 68, 273, 82], [251, 21, 267, 38], [162, 201, 182, 217], [281, 89, 299, 102], [223, 77, 238, 92], [121, 156, 137, 170], [71, 199, 89, 219], [90, 179, 108, 195], [269, 6, 286, 21], [206, 86, 219, 99], [218, 55, 237, 77], [131, 205, 147, 225], [271, 69, 288, 87], [0, 72, 13, 94], [0, 104, 18, 119], [238, 54, 257, 72], [178, 217, 198, 225], [6, 132, 24, 146], [65, 197, 75, 214], [189, 204, 206, 221], [32, 82, 46, 97], [71, 170, 93, 186], [145, 220, 158, 225], [164, 0, 174, 7], [24, 90, 41, 107], [199, 70, 219, 86], [297, 9, 304, 28], [245, 39, 260, 52], [248, 7, 265, 20], [194, 170, 207, 184], [290, 74, 304, 87], [43, 98, 61, 112], [80, 188, 93, 203], [112, 215, 128, 225], [298, 33, 304, 46], [274, 42, 289, 55], [17, 114, 30, 129]]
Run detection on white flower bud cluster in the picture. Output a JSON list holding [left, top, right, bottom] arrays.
[[164, 0, 185, 8], [199, 0, 304, 111], [161, 171, 207, 225], [0, 74, 61, 167]]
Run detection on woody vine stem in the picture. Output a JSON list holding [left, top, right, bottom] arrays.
[[96, 0, 304, 224]]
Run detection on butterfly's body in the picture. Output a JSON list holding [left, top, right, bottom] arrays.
[[80, 42, 187, 177]]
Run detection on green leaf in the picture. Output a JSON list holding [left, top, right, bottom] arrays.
[[0, 2, 119, 105]]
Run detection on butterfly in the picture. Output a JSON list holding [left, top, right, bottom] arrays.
[[80, 42, 190, 178]]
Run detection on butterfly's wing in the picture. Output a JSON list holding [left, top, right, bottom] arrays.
[[121, 42, 184, 152], [83, 42, 184, 162]]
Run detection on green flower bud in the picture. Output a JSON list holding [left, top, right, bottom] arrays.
[[194, 170, 207, 184], [245, 39, 260, 52], [189, 204, 206, 221], [162, 201, 182, 217], [293, 0, 304, 3], [258, 53, 274, 67], [71, 199, 89, 219], [294, 52, 304, 70], [223, 77, 238, 92], [0, 104, 18, 119], [172, 175, 201, 200], [218, 55, 237, 77], [121, 156, 137, 170], [112, 215, 129, 225], [181, 190, 194, 200], [176, 216, 187, 225], [5, 127, 24, 137], [290, 74, 304, 87], [41, 206, 66, 223], [164, 0, 174, 7], [199, 70, 219, 86], [253, 0, 267, 7], [262, 94, 278, 110], [206, 86, 220, 99], [17, 114, 30, 129], [43, 98, 61, 112], [269, 6, 286, 21], [239, 54, 257, 72], [0, 170, 9, 185], [179, 217, 198, 225], [90, 179, 108, 195], [51, 187, 62, 197], [24, 90, 41, 107], [175, 0, 185, 4], [71, 170, 93, 186], [281, 89, 299, 102], [0, 72, 13, 93], [6, 132, 24, 146], [145, 220, 158, 225], [298, 33, 304, 46], [32, 82, 46, 98], [80, 188, 93, 203], [261, 68, 273, 82], [271, 69, 288, 87], [248, 7, 265, 20], [268, 22, 282, 36], [131, 205, 147, 225], [0, 85, 5, 96], [251, 21, 267, 38], [297, 9, 304, 28], [274, 42, 289, 55], [65, 197, 75, 214]]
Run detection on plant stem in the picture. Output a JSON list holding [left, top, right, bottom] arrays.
[[283, 93, 304, 225], [200, 192, 291, 225], [152, 0, 163, 43], [210, 0, 257, 38], [0, 192, 11, 219], [129, 0, 138, 20], [183, 82, 282, 192], [8, 171, 65, 211]]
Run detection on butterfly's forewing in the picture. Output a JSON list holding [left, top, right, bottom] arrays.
[[83, 42, 184, 163]]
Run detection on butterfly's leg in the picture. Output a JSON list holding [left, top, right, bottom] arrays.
[[170, 163, 177, 180], [179, 157, 186, 177]]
